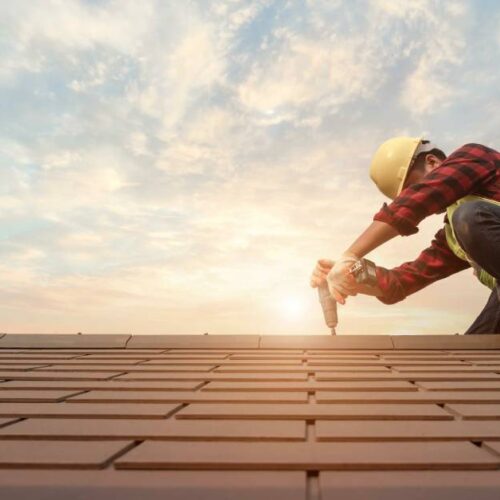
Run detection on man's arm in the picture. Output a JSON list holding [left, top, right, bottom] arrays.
[[345, 220, 399, 258], [373, 227, 470, 304]]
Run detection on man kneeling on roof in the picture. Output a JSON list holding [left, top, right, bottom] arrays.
[[310, 137, 500, 334]]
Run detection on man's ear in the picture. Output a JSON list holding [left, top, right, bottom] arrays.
[[424, 154, 442, 174]]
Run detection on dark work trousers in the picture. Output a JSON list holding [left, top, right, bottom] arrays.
[[451, 200, 500, 334]]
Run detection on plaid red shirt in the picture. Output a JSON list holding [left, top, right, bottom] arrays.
[[374, 143, 500, 304]]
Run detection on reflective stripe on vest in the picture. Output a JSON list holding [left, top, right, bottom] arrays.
[[445, 195, 500, 290]]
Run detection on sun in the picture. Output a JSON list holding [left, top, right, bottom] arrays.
[[278, 295, 306, 320]]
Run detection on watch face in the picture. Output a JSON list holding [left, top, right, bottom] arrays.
[[349, 261, 363, 276]]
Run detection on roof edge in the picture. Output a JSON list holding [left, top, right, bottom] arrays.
[[0, 333, 499, 349]]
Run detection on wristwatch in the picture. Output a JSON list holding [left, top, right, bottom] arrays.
[[348, 258, 379, 287]]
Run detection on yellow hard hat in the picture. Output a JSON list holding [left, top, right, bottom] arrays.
[[369, 136, 436, 200]]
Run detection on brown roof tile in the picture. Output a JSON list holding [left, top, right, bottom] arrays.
[[0, 402, 182, 419], [175, 402, 452, 420], [0, 370, 126, 381], [115, 371, 309, 381], [416, 380, 500, 391], [444, 403, 500, 419], [392, 335, 500, 349], [0, 418, 306, 441], [31, 364, 217, 372], [0, 469, 307, 499], [316, 371, 500, 381], [315, 390, 500, 403], [214, 365, 391, 372], [0, 363, 51, 370], [66, 389, 308, 403], [0, 440, 134, 469], [126, 335, 260, 349], [0, 390, 85, 402], [316, 420, 500, 441], [0, 380, 203, 391], [259, 334, 393, 349], [202, 380, 418, 391], [0, 334, 131, 349], [114, 440, 499, 470]]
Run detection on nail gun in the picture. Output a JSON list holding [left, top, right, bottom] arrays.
[[318, 258, 378, 335]]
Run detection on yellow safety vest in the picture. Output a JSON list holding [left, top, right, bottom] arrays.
[[445, 195, 500, 290]]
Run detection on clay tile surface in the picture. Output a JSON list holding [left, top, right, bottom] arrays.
[[1, 333, 500, 499]]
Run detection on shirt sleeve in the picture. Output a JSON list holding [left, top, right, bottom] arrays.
[[373, 143, 499, 236], [375, 227, 470, 305]]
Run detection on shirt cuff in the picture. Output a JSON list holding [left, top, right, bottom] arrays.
[[373, 203, 419, 236], [374, 266, 406, 305]]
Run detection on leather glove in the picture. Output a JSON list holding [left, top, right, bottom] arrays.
[[326, 252, 359, 304]]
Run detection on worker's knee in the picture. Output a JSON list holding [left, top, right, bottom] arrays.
[[451, 201, 492, 250]]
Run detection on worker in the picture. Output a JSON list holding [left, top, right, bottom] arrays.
[[310, 137, 500, 334]]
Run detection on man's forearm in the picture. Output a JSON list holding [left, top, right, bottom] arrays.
[[345, 221, 399, 258]]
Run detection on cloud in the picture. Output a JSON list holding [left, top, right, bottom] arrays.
[[388, 1, 469, 115], [237, 27, 382, 117], [0, 0, 156, 83]]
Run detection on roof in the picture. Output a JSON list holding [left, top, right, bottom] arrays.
[[1, 333, 500, 499]]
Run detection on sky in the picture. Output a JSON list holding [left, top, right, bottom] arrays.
[[1, 0, 499, 336]]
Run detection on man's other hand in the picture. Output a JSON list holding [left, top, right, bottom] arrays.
[[326, 254, 359, 304], [310, 259, 335, 289]]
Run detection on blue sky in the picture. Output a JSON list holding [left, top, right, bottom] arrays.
[[1, 0, 499, 335]]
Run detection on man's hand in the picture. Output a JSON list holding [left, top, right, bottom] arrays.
[[310, 257, 358, 305], [326, 253, 359, 304], [310, 259, 335, 289]]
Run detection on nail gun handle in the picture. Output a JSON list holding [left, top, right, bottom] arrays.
[[318, 281, 338, 335]]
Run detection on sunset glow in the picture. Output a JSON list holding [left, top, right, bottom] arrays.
[[279, 296, 306, 321]]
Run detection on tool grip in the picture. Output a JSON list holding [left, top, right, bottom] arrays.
[[318, 281, 338, 334]]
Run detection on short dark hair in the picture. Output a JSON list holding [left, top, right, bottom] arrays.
[[402, 144, 447, 191], [412, 147, 447, 172]]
